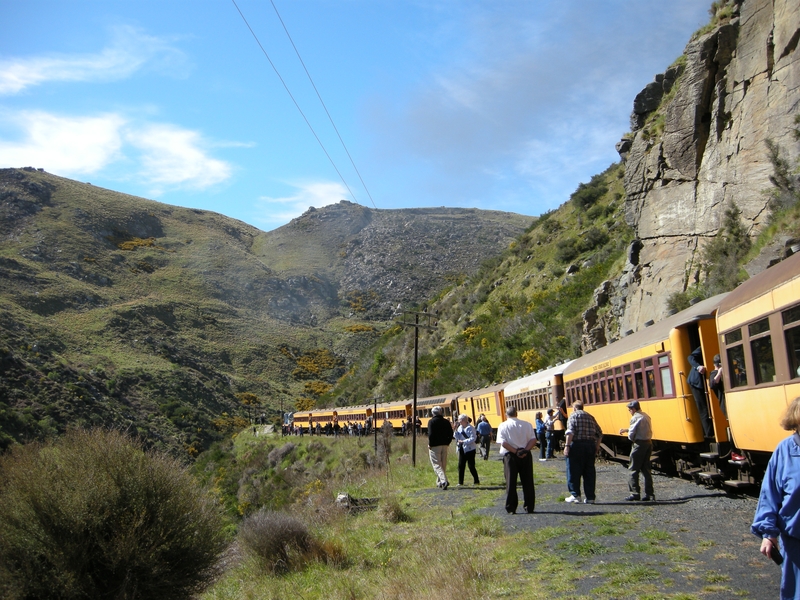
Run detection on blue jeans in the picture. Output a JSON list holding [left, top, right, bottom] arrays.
[[568, 440, 597, 501], [545, 431, 555, 458]]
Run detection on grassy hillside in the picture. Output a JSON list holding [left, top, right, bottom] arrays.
[[0, 168, 528, 454]]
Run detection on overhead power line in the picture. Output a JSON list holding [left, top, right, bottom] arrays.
[[268, 0, 377, 210], [231, 0, 361, 205]]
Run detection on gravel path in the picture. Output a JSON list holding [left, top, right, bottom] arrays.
[[422, 455, 779, 599]]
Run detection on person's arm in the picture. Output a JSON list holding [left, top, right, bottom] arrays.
[[468, 426, 477, 444], [688, 347, 706, 375], [621, 414, 636, 439], [760, 536, 780, 559], [752, 450, 783, 555], [595, 422, 603, 452], [563, 431, 573, 456]]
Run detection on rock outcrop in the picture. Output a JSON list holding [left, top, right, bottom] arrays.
[[615, 0, 800, 334]]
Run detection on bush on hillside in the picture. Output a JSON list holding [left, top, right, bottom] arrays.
[[700, 203, 751, 296], [238, 510, 315, 574], [0, 429, 226, 600], [570, 175, 608, 211]]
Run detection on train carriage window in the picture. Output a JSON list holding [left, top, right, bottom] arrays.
[[634, 371, 645, 399], [616, 376, 625, 401], [658, 355, 674, 396], [748, 318, 775, 385], [784, 307, 800, 379], [600, 377, 608, 402], [725, 326, 748, 387], [725, 329, 743, 344], [624, 372, 634, 399], [751, 335, 776, 384], [749, 318, 771, 337], [660, 367, 673, 396], [785, 324, 800, 379], [646, 369, 657, 397], [608, 374, 616, 401]]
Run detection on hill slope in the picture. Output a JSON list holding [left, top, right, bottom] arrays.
[[0, 168, 530, 453]]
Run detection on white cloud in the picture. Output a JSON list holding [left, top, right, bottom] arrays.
[[0, 25, 187, 95], [0, 110, 125, 174], [256, 181, 348, 226], [0, 109, 233, 192], [125, 124, 233, 193]]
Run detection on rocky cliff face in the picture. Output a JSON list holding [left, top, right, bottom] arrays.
[[610, 0, 799, 335]]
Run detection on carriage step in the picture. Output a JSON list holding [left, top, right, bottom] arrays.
[[697, 471, 723, 481], [728, 459, 748, 466], [699, 452, 719, 459], [723, 480, 753, 489], [682, 467, 703, 476]]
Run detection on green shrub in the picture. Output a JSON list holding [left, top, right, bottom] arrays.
[[238, 510, 315, 574], [555, 237, 580, 263], [0, 429, 226, 600], [570, 174, 608, 211], [578, 226, 610, 252]]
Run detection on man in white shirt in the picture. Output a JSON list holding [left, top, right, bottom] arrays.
[[496, 406, 537, 514]]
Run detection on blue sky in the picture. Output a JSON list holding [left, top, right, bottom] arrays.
[[0, 1, 710, 231]]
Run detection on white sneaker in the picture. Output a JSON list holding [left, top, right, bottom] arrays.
[[564, 495, 581, 503]]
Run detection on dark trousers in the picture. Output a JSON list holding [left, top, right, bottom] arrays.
[[628, 441, 654, 497], [690, 385, 713, 437], [537, 431, 547, 459], [503, 452, 535, 513], [458, 449, 480, 485], [568, 441, 597, 501], [480, 434, 491, 460]]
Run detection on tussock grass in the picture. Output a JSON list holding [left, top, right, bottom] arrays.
[[200, 433, 757, 600]]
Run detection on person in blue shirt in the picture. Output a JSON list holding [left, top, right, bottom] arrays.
[[535, 412, 547, 460], [476, 414, 493, 460], [752, 396, 800, 599]]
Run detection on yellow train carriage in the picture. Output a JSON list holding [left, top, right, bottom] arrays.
[[562, 294, 728, 455], [293, 405, 373, 431], [503, 361, 575, 427], [415, 392, 460, 432], [717, 251, 800, 457], [456, 383, 505, 431], [374, 400, 412, 431]]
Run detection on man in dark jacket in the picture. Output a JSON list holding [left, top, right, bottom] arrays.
[[687, 346, 713, 438], [427, 406, 454, 489]]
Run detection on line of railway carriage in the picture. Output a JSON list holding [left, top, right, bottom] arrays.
[[293, 251, 800, 488]]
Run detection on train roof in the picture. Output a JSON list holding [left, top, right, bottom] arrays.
[[563, 294, 728, 376], [718, 251, 800, 317], [415, 391, 462, 405], [459, 382, 506, 397], [504, 360, 576, 396], [374, 399, 411, 410]]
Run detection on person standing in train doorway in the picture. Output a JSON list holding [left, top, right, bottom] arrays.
[[709, 354, 728, 418], [687, 347, 714, 438], [427, 406, 453, 490], [619, 401, 654, 502]]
